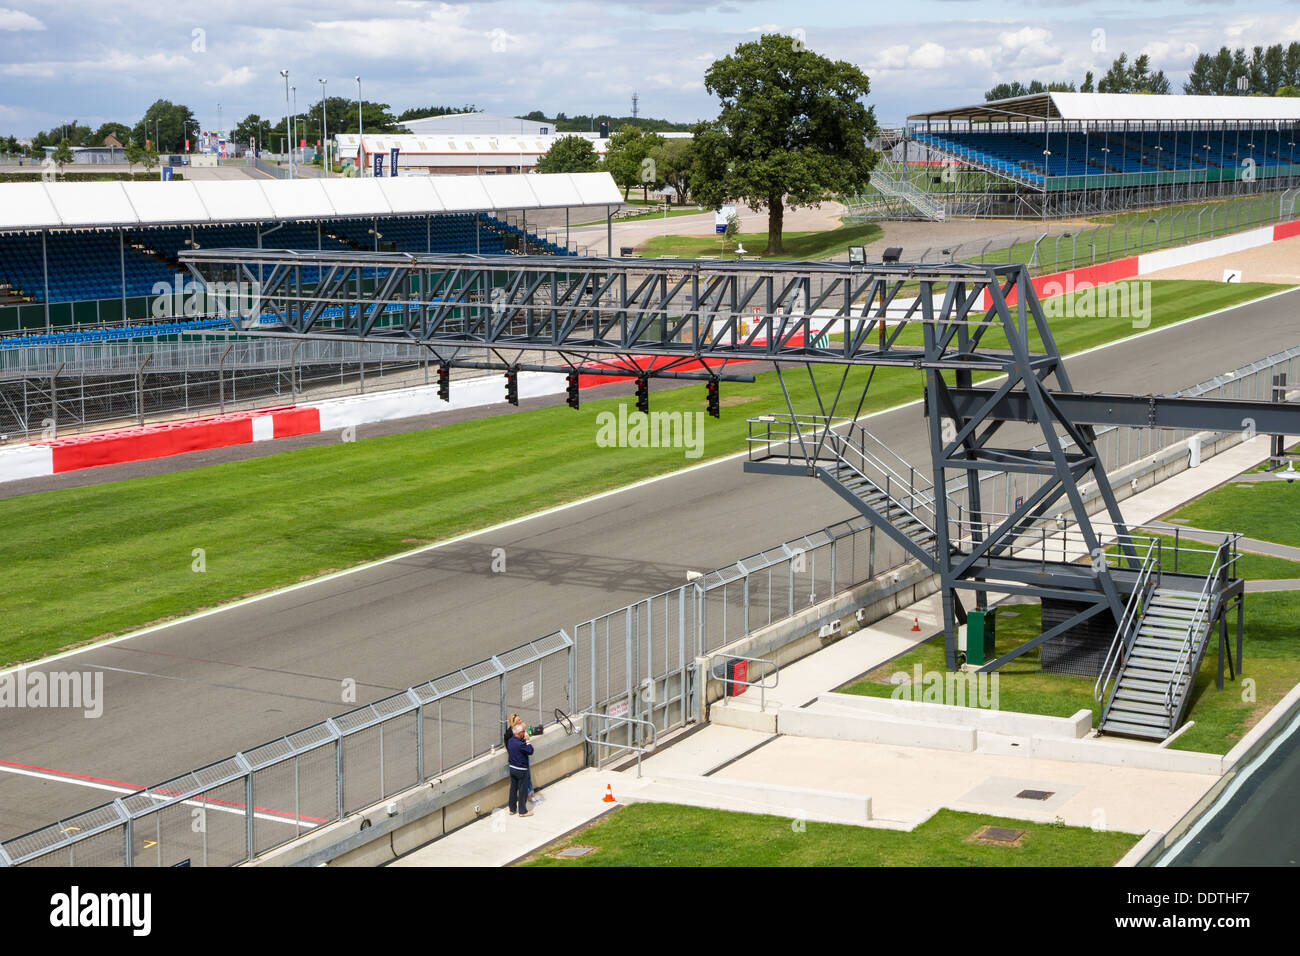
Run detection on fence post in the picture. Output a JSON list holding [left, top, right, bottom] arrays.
[[234, 752, 254, 863], [326, 718, 344, 819]]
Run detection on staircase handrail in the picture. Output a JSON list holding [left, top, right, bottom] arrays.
[[1163, 536, 1235, 719], [825, 444, 940, 540], [829, 421, 936, 510], [1095, 537, 1161, 707]]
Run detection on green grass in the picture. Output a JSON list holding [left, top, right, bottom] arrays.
[[520, 804, 1139, 867], [0, 279, 1285, 666], [1171, 483, 1300, 550], [636, 222, 884, 261], [840, 606, 1103, 722]]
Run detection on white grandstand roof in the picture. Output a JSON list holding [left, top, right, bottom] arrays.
[[909, 92, 1300, 124], [335, 132, 608, 158], [0, 172, 623, 232]]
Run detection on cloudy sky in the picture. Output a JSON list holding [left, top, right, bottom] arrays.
[[3, 0, 1300, 137]]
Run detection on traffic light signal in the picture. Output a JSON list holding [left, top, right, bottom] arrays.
[[635, 376, 649, 414], [505, 367, 519, 406], [566, 371, 580, 410], [706, 376, 720, 418], [437, 364, 450, 402]]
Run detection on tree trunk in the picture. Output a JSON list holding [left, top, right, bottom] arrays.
[[765, 198, 785, 255]]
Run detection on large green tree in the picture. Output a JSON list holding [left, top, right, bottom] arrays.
[[93, 122, 132, 146], [132, 100, 197, 152], [690, 34, 876, 255], [535, 135, 601, 173], [602, 125, 665, 200], [650, 137, 696, 204]]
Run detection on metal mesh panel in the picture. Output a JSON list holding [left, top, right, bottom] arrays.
[[748, 565, 773, 632], [192, 779, 253, 867], [471, 678, 502, 757], [380, 713, 419, 799], [341, 725, 382, 814], [252, 758, 302, 856], [432, 692, 473, 773], [296, 743, 339, 832]]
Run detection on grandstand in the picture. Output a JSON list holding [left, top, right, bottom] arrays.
[[860, 92, 1300, 219], [0, 173, 614, 333]]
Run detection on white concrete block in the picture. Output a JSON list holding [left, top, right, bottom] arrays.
[[251, 416, 274, 441], [0, 443, 54, 483], [778, 706, 977, 752]]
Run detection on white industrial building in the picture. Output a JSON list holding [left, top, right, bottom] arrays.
[[334, 132, 609, 176]]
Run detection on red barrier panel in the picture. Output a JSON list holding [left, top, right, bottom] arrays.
[[44, 406, 303, 473], [575, 337, 802, 389], [1274, 219, 1300, 241], [984, 256, 1140, 308], [271, 407, 321, 438]]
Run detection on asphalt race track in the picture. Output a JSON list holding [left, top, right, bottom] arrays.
[[0, 288, 1296, 844]]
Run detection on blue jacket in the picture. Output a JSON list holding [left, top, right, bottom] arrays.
[[507, 735, 534, 771]]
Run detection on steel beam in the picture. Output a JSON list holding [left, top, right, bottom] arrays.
[[946, 387, 1300, 434]]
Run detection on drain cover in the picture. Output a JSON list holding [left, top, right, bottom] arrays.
[[968, 825, 1025, 846], [554, 845, 598, 858], [1017, 789, 1055, 801]]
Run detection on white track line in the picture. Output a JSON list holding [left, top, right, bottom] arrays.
[[0, 763, 316, 828], [4, 283, 1295, 678]]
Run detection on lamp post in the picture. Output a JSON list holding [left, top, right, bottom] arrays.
[[356, 76, 363, 176], [280, 69, 293, 178], [291, 85, 297, 172], [319, 78, 328, 176]]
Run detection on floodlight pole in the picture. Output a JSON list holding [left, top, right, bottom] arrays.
[[319, 78, 328, 176], [280, 69, 293, 179]]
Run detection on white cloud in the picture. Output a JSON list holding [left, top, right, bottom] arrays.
[[908, 42, 947, 70], [207, 66, 256, 88], [874, 45, 909, 70], [0, 7, 43, 31]]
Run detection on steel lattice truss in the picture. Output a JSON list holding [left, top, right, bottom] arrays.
[[183, 249, 1299, 669]]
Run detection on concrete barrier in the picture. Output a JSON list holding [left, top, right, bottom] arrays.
[[777, 706, 978, 752], [0, 443, 53, 482], [1026, 735, 1223, 775], [813, 692, 1092, 739], [630, 772, 872, 825]]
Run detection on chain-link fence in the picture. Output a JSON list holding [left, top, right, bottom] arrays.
[[895, 188, 1300, 272], [574, 514, 912, 763], [0, 336, 437, 440], [1, 631, 573, 868], [2, 508, 918, 866]]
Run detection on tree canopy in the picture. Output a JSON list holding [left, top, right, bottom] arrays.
[[1185, 43, 1300, 95], [602, 125, 665, 200], [690, 33, 876, 254], [535, 135, 601, 173]]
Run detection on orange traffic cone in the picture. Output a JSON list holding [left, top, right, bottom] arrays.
[[602, 784, 616, 803], [911, 617, 921, 632]]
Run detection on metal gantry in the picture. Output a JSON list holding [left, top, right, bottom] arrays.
[[182, 249, 1300, 670]]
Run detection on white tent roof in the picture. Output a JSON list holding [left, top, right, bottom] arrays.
[[909, 92, 1300, 124], [335, 132, 608, 157], [1052, 93, 1300, 122], [0, 172, 622, 232]]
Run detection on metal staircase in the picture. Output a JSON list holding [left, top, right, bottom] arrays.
[[844, 135, 947, 222], [1095, 538, 1235, 740], [746, 415, 939, 567]]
